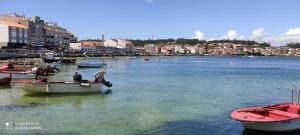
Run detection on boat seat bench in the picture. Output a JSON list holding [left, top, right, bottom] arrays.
[[242, 112, 274, 121], [268, 110, 300, 119]]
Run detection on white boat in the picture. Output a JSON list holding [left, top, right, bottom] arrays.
[[14, 80, 103, 93], [231, 90, 300, 132]]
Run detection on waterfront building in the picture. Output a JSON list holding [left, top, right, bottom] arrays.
[[28, 16, 46, 48], [174, 45, 185, 54], [69, 43, 82, 52], [0, 13, 76, 49], [0, 21, 28, 48], [81, 44, 97, 52], [144, 44, 156, 55], [136, 47, 146, 55], [80, 41, 103, 52], [104, 39, 134, 49], [44, 22, 70, 50], [104, 39, 118, 48]]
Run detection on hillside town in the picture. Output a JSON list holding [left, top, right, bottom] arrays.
[[1, 13, 300, 58]]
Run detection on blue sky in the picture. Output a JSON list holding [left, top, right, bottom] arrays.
[[1, 0, 300, 45]]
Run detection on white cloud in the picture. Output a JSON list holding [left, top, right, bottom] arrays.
[[282, 28, 300, 36], [250, 27, 265, 42], [222, 30, 244, 40], [194, 31, 204, 40], [194, 27, 300, 46], [252, 28, 265, 38]]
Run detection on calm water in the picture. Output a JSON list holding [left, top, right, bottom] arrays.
[[1, 56, 300, 135]]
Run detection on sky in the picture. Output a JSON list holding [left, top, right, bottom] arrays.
[[0, 0, 300, 46]]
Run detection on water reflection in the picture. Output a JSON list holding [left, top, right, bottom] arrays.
[[16, 92, 111, 108]]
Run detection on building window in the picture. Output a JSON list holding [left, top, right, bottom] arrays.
[[11, 31, 16, 37]]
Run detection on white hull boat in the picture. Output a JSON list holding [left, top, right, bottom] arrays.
[[14, 80, 103, 93], [242, 117, 300, 132]]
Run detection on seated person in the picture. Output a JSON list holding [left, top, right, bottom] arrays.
[[73, 72, 82, 82]]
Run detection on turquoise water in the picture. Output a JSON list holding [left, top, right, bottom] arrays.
[[1, 56, 300, 135]]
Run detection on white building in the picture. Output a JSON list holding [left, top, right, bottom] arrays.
[[69, 43, 82, 52], [104, 39, 134, 49], [174, 45, 185, 54], [144, 44, 155, 54], [81, 44, 97, 52], [0, 21, 28, 48], [104, 39, 118, 48]]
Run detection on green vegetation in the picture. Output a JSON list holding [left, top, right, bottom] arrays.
[[286, 43, 300, 48], [129, 38, 270, 47]]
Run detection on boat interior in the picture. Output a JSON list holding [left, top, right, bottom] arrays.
[[236, 103, 300, 121]]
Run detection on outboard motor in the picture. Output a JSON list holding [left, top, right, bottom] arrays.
[[104, 81, 113, 87]]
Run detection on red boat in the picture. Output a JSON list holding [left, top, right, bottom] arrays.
[[231, 90, 300, 132], [0, 63, 27, 72], [0, 74, 12, 86]]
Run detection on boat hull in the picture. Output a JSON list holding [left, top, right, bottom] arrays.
[[243, 118, 300, 132], [14, 81, 103, 93], [0, 71, 34, 79], [77, 63, 107, 68], [231, 103, 300, 132], [0, 77, 11, 86], [43, 59, 76, 64]]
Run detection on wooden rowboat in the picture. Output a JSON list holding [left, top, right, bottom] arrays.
[[231, 90, 300, 132]]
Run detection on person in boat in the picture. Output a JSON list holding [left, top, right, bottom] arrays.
[[7, 63, 14, 69], [95, 69, 112, 87], [35, 66, 44, 80], [73, 72, 82, 82], [95, 69, 106, 83]]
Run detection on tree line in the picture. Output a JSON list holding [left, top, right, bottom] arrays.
[[129, 38, 271, 47], [286, 43, 300, 48]]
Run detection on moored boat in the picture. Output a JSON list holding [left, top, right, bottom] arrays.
[[14, 80, 103, 93], [231, 90, 300, 132], [42, 52, 76, 64], [43, 58, 76, 64], [77, 63, 107, 68], [0, 74, 12, 86], [0, 63, 28, 72]]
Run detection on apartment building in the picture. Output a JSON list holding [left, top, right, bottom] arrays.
[[0, 21, 28, 48], [0, 13, 77, 49]]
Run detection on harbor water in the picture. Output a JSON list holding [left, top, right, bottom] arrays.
[[1, 56, 300, 135]]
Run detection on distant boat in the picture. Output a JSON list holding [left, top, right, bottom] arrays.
[[247, 55, 255, 58], [43, 58, 76, 64], [231, 90, 300, 132], [144, 58, 150, 61], [43, 52, 76, 64], [77, 63, 107, 68]]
